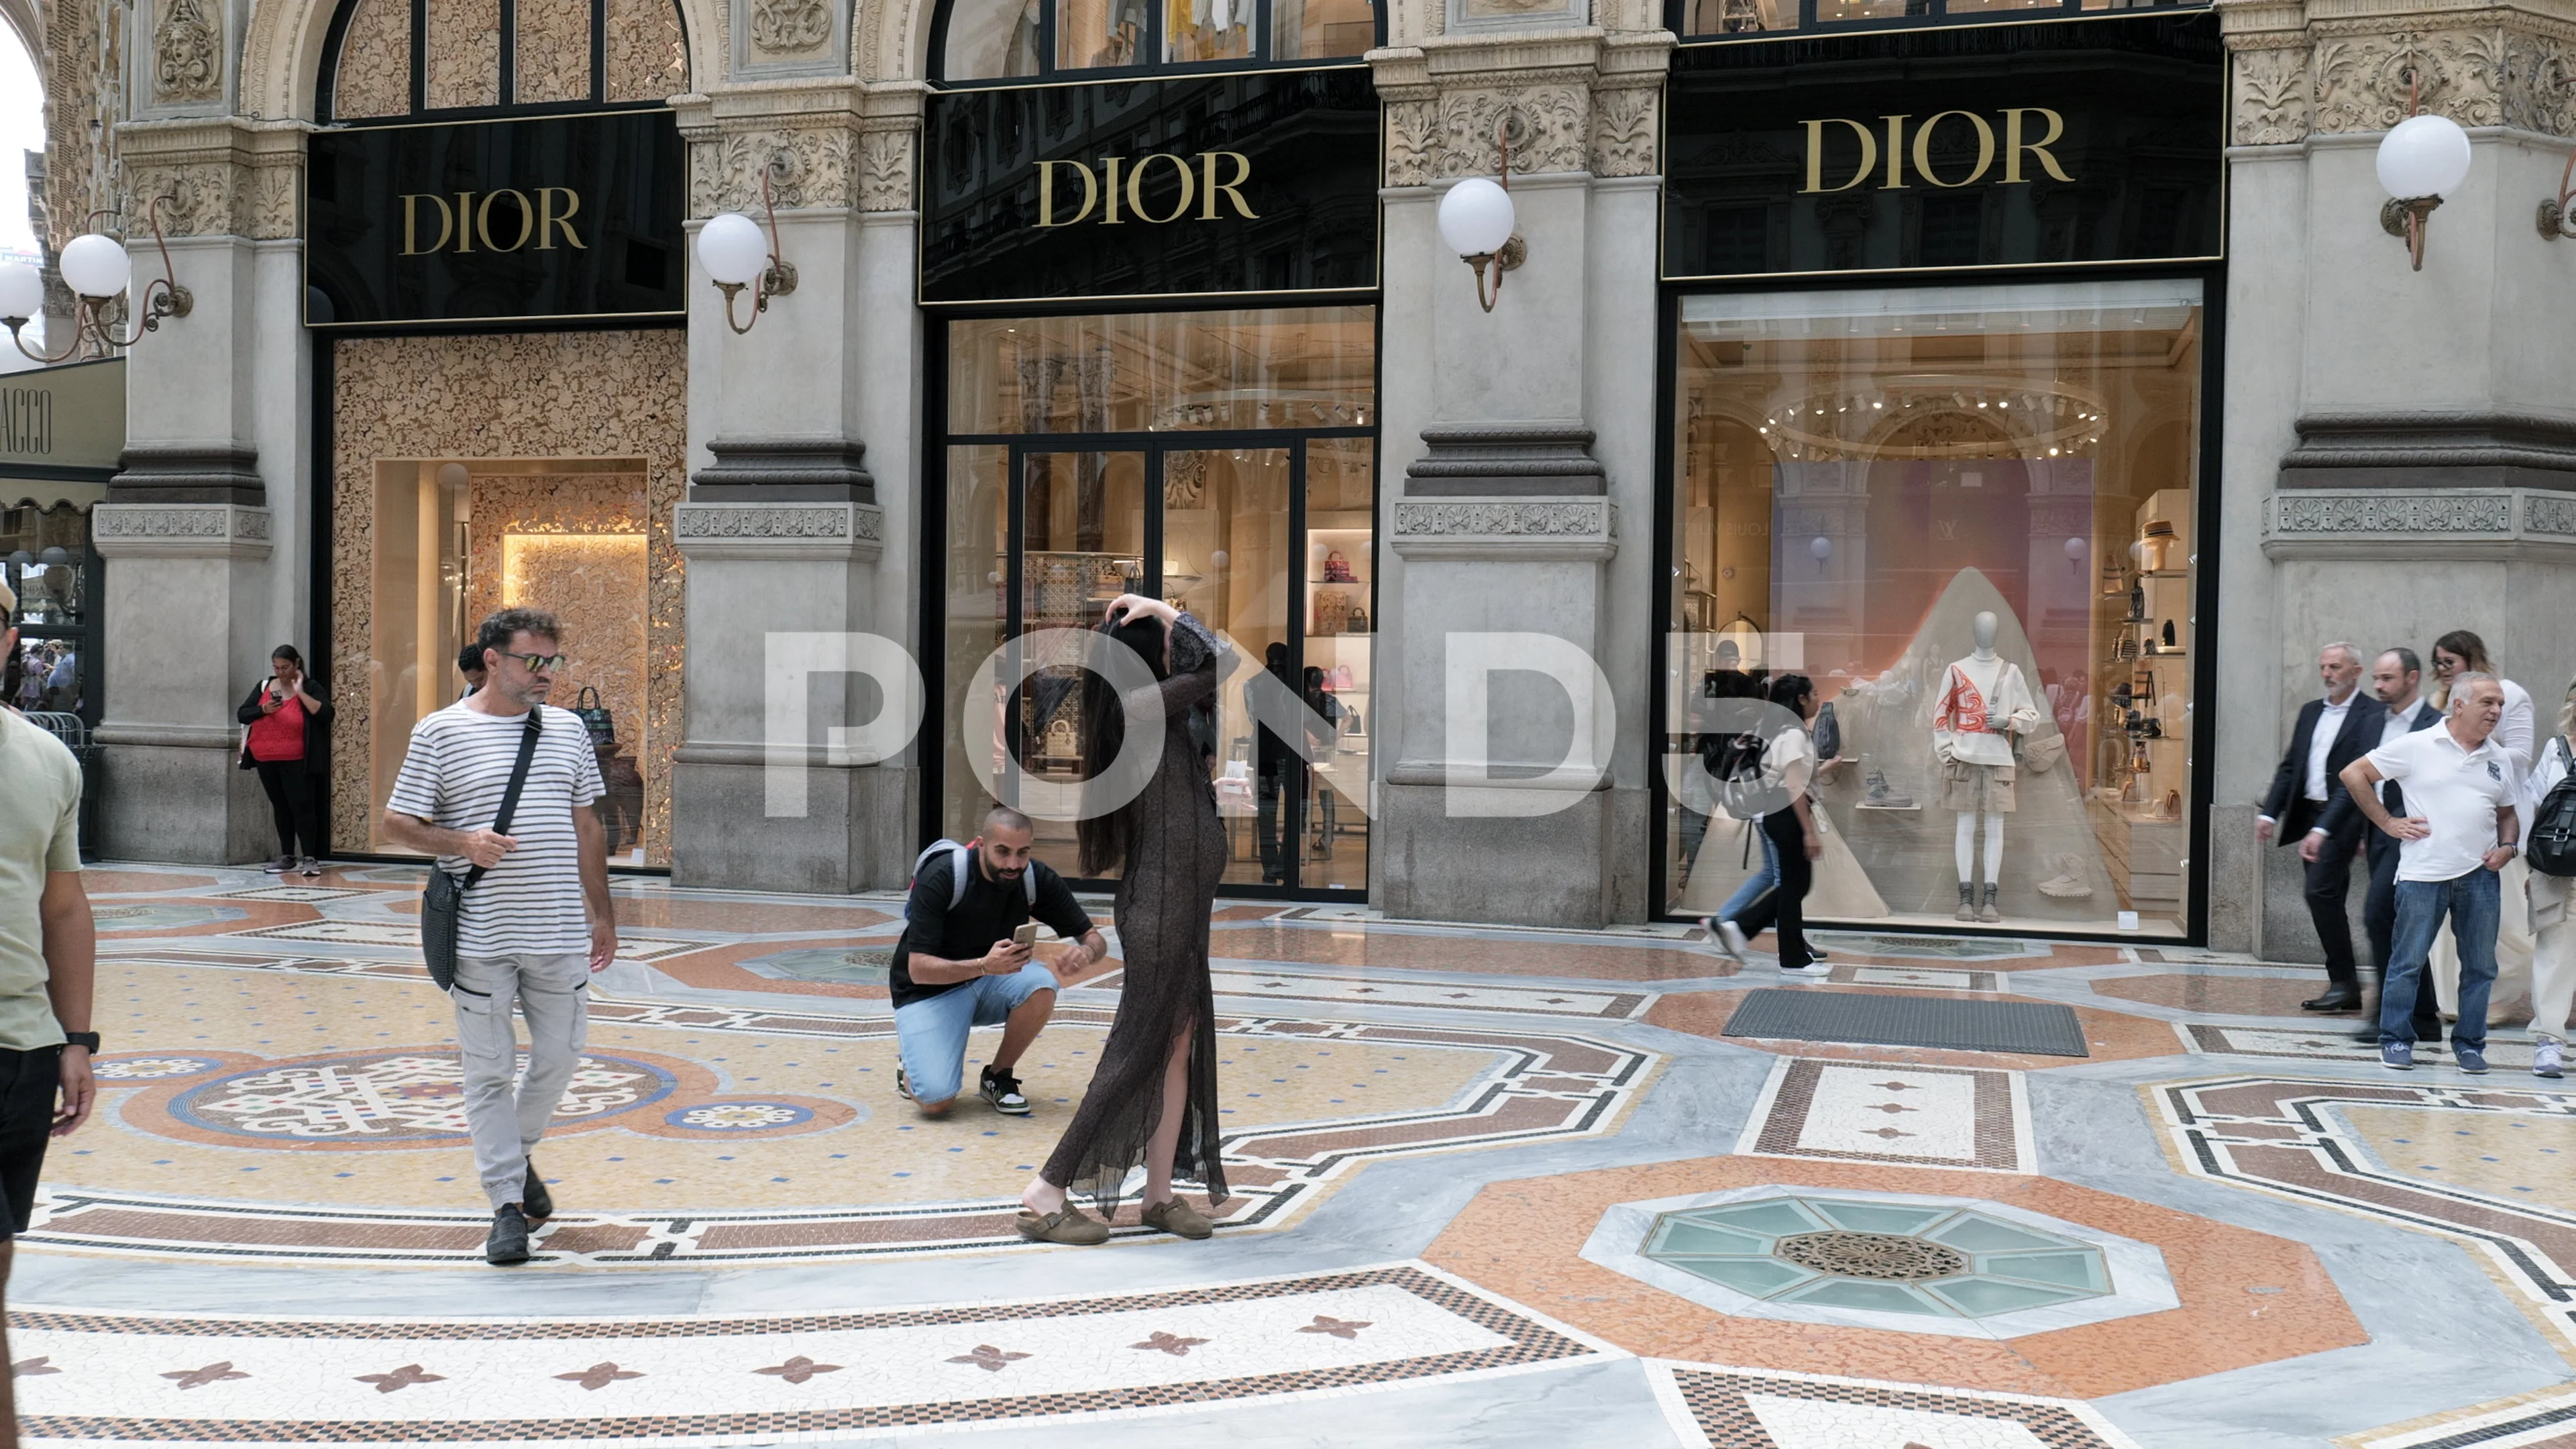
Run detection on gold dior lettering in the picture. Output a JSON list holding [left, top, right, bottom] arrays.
[[1035, 152, 1259, 227], [1799, 109, 2074, 194], [400, 187, 588, 254]]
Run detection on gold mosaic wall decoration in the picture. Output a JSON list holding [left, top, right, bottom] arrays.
[[425, 0, 503, 109], [333, 0, 413, 119], [330, 330, 687, 866], [514, 0, 594, 103], [605, 0, 690, 101]]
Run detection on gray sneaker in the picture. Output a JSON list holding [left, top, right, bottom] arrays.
[[2537, 1038, 2566, 1079]]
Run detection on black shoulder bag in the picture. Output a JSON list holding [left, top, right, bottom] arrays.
[[421, 712, 545, 990]]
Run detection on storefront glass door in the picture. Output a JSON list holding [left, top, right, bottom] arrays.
[[935, 306, 1377, 895]]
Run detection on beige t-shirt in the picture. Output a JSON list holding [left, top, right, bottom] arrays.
[[0, 710, 80, 1050]]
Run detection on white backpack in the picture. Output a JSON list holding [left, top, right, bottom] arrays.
[[908, 840, 1037, 922]]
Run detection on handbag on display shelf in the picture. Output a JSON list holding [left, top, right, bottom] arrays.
[[572, 686, 616, 747]]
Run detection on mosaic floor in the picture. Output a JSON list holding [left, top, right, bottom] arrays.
[[17, 863, 2576, 1446]]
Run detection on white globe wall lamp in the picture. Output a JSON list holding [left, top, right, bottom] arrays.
[[2377, 100, 2473, 272], [696, 161, 800, 335], [1, 197, 193, 363], [1437, 118, 1528, 313]]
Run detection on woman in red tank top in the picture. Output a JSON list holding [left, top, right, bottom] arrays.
[[237, 645, 332, 876]]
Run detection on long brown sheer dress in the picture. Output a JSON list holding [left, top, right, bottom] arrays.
[[1039, 612, 1232, 1217]]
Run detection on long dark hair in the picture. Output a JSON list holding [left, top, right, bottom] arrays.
[[1074, 612, 1169, 877]]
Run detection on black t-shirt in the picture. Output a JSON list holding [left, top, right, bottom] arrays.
[[888, 851, 1093, 1010]]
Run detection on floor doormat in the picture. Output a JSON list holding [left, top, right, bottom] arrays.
[[1722, 988, 2089, 1057]]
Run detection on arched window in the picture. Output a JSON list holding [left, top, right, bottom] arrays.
[[931, 0, 1376, 83], [321, 0, 691, 121]]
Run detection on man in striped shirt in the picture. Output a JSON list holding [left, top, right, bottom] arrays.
[[383, 608, 614, 1265]]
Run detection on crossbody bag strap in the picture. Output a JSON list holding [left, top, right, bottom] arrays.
[[458, 711, 545, 892]]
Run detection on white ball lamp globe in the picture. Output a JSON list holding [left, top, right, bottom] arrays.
[[58, 234, 131, 299], [2377, 114, 2473, 200], [0, 262, 43, 323], [696, 212, 770, 288], [1437, 178, 1516, 258]]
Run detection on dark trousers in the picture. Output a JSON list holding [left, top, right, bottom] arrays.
[[254, 759, 324, 859], [1734, 808, 1812, 969], [2365, 833, 2446, 1040], [1254, 774, 1285, 881], [0, 1045, 61, 1235], [2301, 810, 2361, 985]]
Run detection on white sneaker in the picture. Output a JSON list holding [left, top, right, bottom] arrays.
[[1715, 920, 1750, 964], [2536, 1038, 2565, 1079], [1776, 959, 1831, 977]]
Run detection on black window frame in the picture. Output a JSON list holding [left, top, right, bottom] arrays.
[[1665, 0, 2206, 44], [927, 0, 1382, 88]]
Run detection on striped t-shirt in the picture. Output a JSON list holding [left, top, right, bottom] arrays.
[[386, 702, 604, 955]]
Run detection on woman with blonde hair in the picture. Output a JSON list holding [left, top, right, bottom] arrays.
[[2524, 675, 2576, 1077]]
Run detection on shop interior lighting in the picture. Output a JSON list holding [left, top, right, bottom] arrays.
[[1437, 118, 1527, 313], [2377, 93, 2472, 272], [697, 162, 799, 335], [1, 199, 191, 363]]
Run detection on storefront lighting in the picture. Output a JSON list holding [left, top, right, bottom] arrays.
[[2377, 112, 2473, 272], [1437, 120, 1527, 313], [2536, 150, 2576, 239], [697, 166, 799, 335], [2, 199, 193, 364]]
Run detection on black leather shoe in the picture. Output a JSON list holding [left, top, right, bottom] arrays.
[[486, 1204, 531, 1265], [2302, 989, 2362, 1012], [523, 1159, 553, 1221]]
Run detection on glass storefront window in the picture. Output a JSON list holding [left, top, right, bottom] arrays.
[[1674, 0, 2200, 38], [1272, 0, 1375, 57], [936, 0, 1373, 81], [942, 0, 1044, 78], [361, 457, 670, 866], [939, 306, 1377, 892], [1664, 278, 2202, 934]]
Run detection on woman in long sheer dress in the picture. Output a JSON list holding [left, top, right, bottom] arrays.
[[1018, 594, 1232, 1244]]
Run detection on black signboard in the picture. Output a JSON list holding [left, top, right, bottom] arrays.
[[921, 68, 1379, 305], [1664, 13, 2222, 280], [305, 111, 686, 327]]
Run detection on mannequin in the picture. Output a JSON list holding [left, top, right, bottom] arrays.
[[1933, 611, 2040, 922]]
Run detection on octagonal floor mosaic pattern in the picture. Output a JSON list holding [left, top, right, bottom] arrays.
[[17, 862, 2576, 1448]]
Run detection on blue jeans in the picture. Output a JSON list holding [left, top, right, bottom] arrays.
[[2381, 868, 2500, 1049], [894, 961, 1059, 1105], [1717, 818, 1781, 924]]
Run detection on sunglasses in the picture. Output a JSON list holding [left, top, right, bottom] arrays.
[[496, 651, 568, 673]]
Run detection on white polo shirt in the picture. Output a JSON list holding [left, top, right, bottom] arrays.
[[2364, 724, 2519, 883]]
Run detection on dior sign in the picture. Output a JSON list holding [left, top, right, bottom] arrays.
[[307, 113, 686, 326], [921, 68, 1378, 304], [1665, 14, 2223, 279]]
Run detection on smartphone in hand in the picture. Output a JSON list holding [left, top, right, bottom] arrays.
[[1012, 922, 1038, 949]]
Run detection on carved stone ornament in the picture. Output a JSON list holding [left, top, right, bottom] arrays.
[[1591, 85, 1658, 178], [153, 0, 225, 102], [749, 0, 833, 54], [2269, 492, 2514, 535], [1392, 499, 1611, 536], [2232, 47, 2310, 146], [675, 505, 859, 539], [858, 129, 914, 212], [119, 164, 235, 237], [2312, 28, 2508, 134], [91, 504, 274, 558], [1386, 100, 1439, 187], [1435, 87, 1589, 180], [689, 129, 857, 215]]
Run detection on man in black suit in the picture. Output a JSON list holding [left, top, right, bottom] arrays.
[[2310, 647, 2445, 1042], [2261, 643, 2383, 1009]]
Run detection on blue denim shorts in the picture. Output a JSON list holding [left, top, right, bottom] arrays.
[[892, 961, 1059, 1105]]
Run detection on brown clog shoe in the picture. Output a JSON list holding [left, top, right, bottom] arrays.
[[1140, 1197, 1214, 1240], [1014, 1205, 1110, 1245]]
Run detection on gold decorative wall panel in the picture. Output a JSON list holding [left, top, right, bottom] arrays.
[[330, 330, 686, 866], [514, 0, 594, 103], [333, 0, 413, 117], [605, 0, 690, 101], [425, 0, 502, 109]]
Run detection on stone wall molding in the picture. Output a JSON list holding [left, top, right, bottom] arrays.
[[1374, 29, 1666, 185], [2261, 487, 2576, 558], [2225, 16, 2576, 147], [1405, 422, 1607, 495], [91, 502, 274, 557], [1391, 494, 1617, 559], [109, 443, 266, 504], [112, 117, 307, 239], [689, 436, 877, 500], [674, 500, 885, 560], [2278, 410, 2576, 490], [151, 0, 226, 103]]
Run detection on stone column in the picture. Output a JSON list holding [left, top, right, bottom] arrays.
[[91, 117, 305, 863], [1369, 21, 1668, 926], [2216, 6, 2576, 955], [669, 85, 922, 891]]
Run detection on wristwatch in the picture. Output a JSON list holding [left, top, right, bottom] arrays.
[[62, 1032, 99, 1053]]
